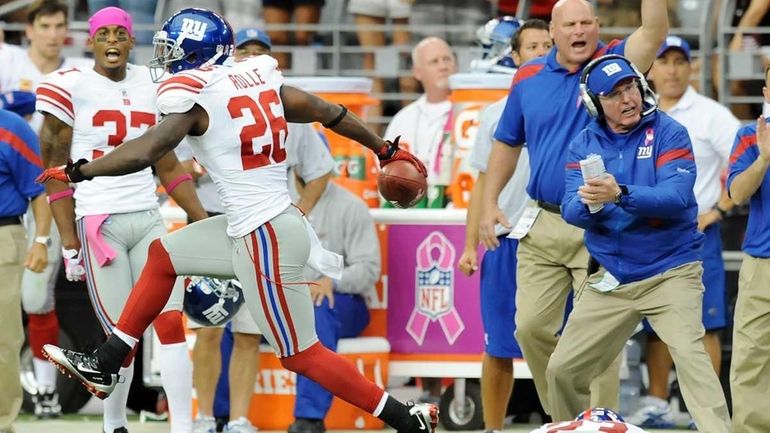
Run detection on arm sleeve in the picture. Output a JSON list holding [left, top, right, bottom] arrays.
[[3, 116, 44, 199], [619, 125, 698, 217], [294, 124, 334, 182], [469, 103, 499, 173], [156, 72, 206, 115], [560, 132, 607, 228], [36, 69, 80, 127], [337, 199, 381, 295], [727, 125, 759, 194], [493, 83, 525, 147]]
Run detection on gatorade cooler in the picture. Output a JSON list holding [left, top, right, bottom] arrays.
[[447, 73, 513, 208], [284, 77, 380, 207]]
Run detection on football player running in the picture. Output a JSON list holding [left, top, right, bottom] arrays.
[[35, 7, 207, 433], [38, 7, 436, 433]]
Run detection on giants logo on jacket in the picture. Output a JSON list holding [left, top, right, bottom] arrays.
[[406, 231, 465, 345], [637, 127, 654, 159]]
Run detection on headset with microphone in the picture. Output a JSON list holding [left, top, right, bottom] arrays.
[[579, 54, 658, 118]]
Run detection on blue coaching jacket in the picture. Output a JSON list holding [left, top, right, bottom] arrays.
[[562, 110, 703, 284]]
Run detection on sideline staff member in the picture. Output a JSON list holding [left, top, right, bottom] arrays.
[[548, 55, 731, 432]]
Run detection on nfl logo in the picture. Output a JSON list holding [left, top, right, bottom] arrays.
[[416, 266, 453, 319]]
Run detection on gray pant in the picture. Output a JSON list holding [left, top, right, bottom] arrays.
[[76, 209, 183, 333], [161, 207, 319, 357], [0, 224, 26, 430]]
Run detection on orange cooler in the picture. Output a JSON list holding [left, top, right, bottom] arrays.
[[447, 73, 513, 208], [284, 77, 380, 207]]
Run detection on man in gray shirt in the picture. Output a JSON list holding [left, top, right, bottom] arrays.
[[288, 173, 381, 433]]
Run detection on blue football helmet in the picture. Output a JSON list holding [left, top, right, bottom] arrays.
[[149, 8, 234, 82], [183, 276, 245, 327], [470, 16, 523, 74], [575, 407, 625, 423]]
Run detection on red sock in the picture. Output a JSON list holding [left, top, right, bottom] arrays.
[[153, 311, 186, 344], [280, 342, 384, 413], [28, 312, 59, 359], [116, 239, 178, 339]]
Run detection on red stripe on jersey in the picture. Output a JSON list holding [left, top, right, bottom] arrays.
[[36, 96, 75, 121], [266, 222, 299, 354], [0, 127, 42, 167], [43, 82, 72, 98], [566, 162, 581, 170], [250, 232, 286, 356], [730, 135, 755, 165], [158, 76, 205, 94], [592, 39, 623, 59], [157, 85, 202, 97], [511, 63, 545, 88], [175, 72, 207, 86], [36, 86, 74, 117], [656, 148, 694, 168]]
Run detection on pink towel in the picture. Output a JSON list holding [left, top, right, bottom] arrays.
[[83, 214, 117, 266]]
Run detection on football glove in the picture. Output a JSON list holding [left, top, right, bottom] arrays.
[[36, 159, 92, 184], [376, 136, 428, 178], [62, 248, 86, 282]]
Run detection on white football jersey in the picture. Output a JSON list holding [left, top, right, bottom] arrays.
[[0, 42, 92, 131], [530, 420, 649, 433], [36, 64, 160, 218], [157, 55, 291, 238]]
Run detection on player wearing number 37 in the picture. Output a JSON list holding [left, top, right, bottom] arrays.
[[37, 7, 436, 433], [35, 6, 209, 433], [549, 55, 731, 431]]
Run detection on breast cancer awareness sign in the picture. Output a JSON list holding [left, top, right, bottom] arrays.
[[406, 231, 465, 345]]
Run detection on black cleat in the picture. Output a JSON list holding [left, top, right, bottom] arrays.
[[42, 344, 119, 400]]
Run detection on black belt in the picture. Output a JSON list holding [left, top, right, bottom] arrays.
[[537, 200, 561, 214], [0, 215, 22, 226]]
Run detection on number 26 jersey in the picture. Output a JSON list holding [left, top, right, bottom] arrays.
[[157, 55, 291, 238]]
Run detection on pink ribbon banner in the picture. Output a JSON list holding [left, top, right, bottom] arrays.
[[387, 225, 483, 354]]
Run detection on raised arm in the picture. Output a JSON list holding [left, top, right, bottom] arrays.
[[281, 85, 387, 154], [77, 105, 204, 179], [39, 113, 79, 250], [624, 0, 669, 72]]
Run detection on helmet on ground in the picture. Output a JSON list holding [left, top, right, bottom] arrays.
[[183, 276, 244, 327], [149, 8, 233, 82], [575, 407, 625, 423], [470, 15, 523, 73]]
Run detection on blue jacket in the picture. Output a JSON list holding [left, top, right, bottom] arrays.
[[0, 109, 43, 217], [727, 121, 770, 258], [562, 111, 702, 284]]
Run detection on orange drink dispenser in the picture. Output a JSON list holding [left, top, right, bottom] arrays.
[[447, 73, 513, 208]]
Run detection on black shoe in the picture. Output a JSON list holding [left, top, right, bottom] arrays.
[[287, 418, 325, 433], [401, 402, 438, 433], [43, 344, 119, 399], [32, 387, 61, 419], [105, 428, 128, 433]]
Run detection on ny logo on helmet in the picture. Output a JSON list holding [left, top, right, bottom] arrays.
[[181, 18, 207, 41]]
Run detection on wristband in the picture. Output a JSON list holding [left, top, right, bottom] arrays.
[[47, 188, 74, 204], [322, 104, 347, 128], [165, 173, 193, 195]]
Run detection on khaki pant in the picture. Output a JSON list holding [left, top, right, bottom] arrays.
[[546, 262, 731, 432], [0, 224, 26, 431], [515, 204, 619, 413], [730, 255, 770, 433]]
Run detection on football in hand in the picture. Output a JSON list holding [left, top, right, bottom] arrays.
[[377, 160, 427, 208]]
